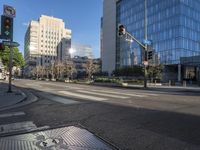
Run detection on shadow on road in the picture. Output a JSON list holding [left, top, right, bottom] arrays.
[[1, 81, 200, 149]]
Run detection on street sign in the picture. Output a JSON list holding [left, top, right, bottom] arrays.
[[3, 41, 19, 47], [3, 5, 16, 18], [143, 39, 151, 45]]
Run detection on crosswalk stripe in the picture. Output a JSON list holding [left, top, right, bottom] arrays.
[[38, 92, 79, 104], [59, 91, 107, 101], [78, 90, 129, 99], [0, 121, 37, 134], [26, 84, 42, 88], [66, 86, 83, 90], [0, 112, 25, 118], [90, 89, 147, 97]]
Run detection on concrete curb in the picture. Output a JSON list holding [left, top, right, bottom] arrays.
[[73, 82, 200, 93], [0, 89, 38, 112]]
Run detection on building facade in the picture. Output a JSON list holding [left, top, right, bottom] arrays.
[[102, 0, 117, 75], [72, 56, 101, 79], [24, 15, 71, 76], [102, 0, 200, 81], [71, 43, 93, 59], [180, 56, 200, 82]]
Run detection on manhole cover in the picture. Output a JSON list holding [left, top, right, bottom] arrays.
[[0, 126, 113, 150]]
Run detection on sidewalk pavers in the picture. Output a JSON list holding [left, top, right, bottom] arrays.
[[0, 81, 26, 110]]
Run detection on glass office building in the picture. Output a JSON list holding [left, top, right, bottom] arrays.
[[116, 0, 200, 67]]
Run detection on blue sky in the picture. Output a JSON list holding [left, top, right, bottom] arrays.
[[0, 0, 102, 58]]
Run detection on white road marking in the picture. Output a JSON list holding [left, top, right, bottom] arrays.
[[0, 121, 37, 134], [38, 92, 80, 105], [26, 84, 42, 88], [90, 89, 147, 97], [0, 112, 25, 118], [78, 90, 130, 99], [59, 91, 107, 101], [66, 86, 83, 90]]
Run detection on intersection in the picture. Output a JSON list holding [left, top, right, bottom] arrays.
[[0, 80, 200, 149]]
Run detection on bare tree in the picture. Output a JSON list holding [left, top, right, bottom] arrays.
[[55, 62, 65, 79], [84, 59, 99, 80], [64, 61, 76, 79], [31, 67, 37, 78], [45, 65, 51, 79]]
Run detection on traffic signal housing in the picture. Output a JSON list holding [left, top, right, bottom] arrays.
[[118, 24, 126, 37], [0, 43, 5, 51], [148, 50, 153, 60], [1, 15, 13, 40]]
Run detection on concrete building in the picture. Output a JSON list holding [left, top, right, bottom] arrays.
[[72, 56, 101, 79], [71, 43, 93, 59], [180, 55, 200, 82], [102, 0, 117, 75], [24, 15, 71, 76], [102, 0, 200, 82]]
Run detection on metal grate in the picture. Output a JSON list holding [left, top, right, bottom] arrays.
[[0, 126, 113, 150]]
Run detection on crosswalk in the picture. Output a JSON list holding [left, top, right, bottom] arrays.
[[55, 87, 159, 103], [0, 111, 49, 136], [25, 82, 159, 104], [59, 91, 107, 101], [90, 89, 149, 97], [0, 111, 113, 150], [77, 90, 129, 99]]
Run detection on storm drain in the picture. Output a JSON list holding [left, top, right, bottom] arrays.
[[0, 126, 113, 150]]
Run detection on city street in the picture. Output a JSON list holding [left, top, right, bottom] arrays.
[[0, 79, 200, 149], [1, 0, 200, 149]]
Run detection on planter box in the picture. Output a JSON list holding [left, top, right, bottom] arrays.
[[147, 83, 162, 86], [121, 83, 128, 87], [92, 82, 122, 87]]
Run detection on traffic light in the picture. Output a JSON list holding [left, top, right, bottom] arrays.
[[144, 50, 148, 61], [1, 15, 13, 40], [118, 24, 126, 36], [148, 50, 153, 60], [0, 43, 5, 51]]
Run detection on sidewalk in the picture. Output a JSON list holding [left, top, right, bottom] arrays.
[[0, 81, 27, 110], [126, 83, 200, 92], [89, 81, 200, 92]]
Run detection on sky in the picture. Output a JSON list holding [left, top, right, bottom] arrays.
[[0, 0, 103, 58]]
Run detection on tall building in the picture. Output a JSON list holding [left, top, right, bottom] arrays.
[[24, 15, 71, 76], [102, 0, 117, 75], [102, 0, 200, 81], [71, 43, 93, 59]]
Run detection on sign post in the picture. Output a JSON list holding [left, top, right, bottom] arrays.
[[1, 5, 16, 93]]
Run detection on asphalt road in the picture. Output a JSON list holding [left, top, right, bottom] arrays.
[[1, 79, 200, 150]]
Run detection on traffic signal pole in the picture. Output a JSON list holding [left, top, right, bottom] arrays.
[[7, 41, 13, 93], [118, 0, 149, 88], [0, 5, 16, 92], [144, 0, 148, 88]]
